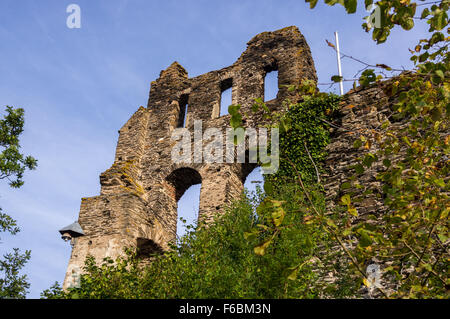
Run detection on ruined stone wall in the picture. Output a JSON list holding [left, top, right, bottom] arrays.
[[323, 79, 402, 218], [319, 80, 428, 297], [63, 26, 317, 288]]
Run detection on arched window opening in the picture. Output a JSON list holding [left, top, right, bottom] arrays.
[[243, 166, 264, 220], [177, 184, 201, 239], [243, 166, 264, 194], [165, 168, 202, 240], [219, 78, 233, 116], [137, 238, 164, 258]]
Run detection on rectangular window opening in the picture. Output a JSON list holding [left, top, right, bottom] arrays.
[[177, 94, 189, 128], [264, 69, 279, 102], [220, 78, 233, 117]]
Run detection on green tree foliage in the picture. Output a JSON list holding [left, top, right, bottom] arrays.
[[306, 0, 448, 44], [267, 94, 341, 184], [301, 0, 449, 298], [0, 106, 37, 188], [338, 71, 449, 298], [0, 105, 36, 299], [0, 248, 31, 299]]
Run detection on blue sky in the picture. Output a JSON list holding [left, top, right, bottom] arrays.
[[0, 0, 428, 298]]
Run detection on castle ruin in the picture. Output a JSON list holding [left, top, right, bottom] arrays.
[[62, 26, 318, 288]]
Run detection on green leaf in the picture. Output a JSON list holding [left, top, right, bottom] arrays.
[[272, 208, 285, 226], [433, 178, 445, 188], [244, 230, 258, 241], [430, 10, 447, 31], [228, 104, 241, 115], [344, 0, 357, 14], [423, 263, 433, 272], [342, 228, 352, 236], [340, 194, 351, 206], [230, 113, 243, 129], [421, 8, 430, 19], [287, 267, 299, 280], [359, 69, 376, 87], [341, 182, 352, 190], [264, 181, 274, 194], [401, 17, 414, 30], [353, 139, 363, 149], [362, 153, 377, 168], [270, 199, 284, 207], [359, 230, 372, 247], [308, 0, 318, 9], [279, 118, 291, 133], [434, 70, 444, 80], [331, 75, 343, 83], [326, 218, 338, 229], [419, 52, 429, 63], [355, 164, 364, 174]]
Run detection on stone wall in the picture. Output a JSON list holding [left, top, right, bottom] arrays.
[[324, 80, 395, 217], [320, 79, 421, 297]]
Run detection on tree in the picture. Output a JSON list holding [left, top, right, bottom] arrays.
[[234, 1, 448, 298], [0, 105, 37, 299]]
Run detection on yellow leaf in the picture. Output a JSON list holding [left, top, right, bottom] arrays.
[[348, 207, 358, 217], [254, 239, 271, 256], [287, 268, 298, 281]]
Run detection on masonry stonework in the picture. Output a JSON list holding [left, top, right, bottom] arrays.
[[63, 26, 317, 288]]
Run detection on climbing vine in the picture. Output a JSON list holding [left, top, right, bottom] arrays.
[[267, 94, 341, 185]]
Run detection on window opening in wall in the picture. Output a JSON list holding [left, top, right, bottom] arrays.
[[243, 166, 264, 217], [244, 166, 264, 194], [177, 94, 189, 128], [264, 70, 279, 102], [166, 168, 202, 241], [219, 78, 233, 116], [137, 238, 163, 258], [177, 184, 201, 240]]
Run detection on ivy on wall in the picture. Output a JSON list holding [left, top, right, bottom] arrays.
[[267, 94, 341, 186]]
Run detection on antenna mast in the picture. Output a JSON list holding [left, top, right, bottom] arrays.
[[334, 31, 344, 95]]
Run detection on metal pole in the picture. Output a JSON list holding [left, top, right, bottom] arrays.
[[335, 31, 344, 95]]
